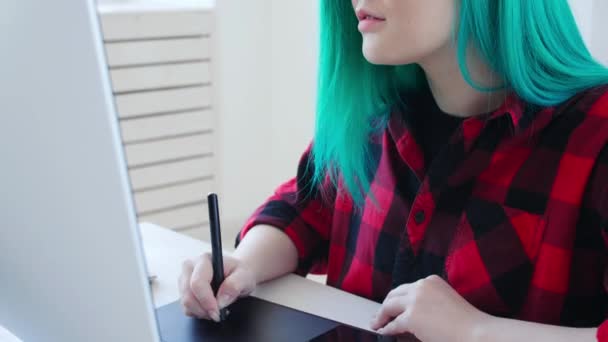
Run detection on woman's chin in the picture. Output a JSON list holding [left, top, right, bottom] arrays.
[[362, 44, 415, 66]]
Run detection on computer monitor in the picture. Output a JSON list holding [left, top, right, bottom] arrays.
[[0, 0, 161, 341]]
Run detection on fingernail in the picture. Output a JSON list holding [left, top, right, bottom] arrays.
[[210, 311, 221, 322], [218, 294, 232, 309]]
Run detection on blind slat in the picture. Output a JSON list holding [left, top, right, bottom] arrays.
[[115, 86, 211, 118], [134, 179, 214, 213], [124, 133, 213, 167], [129, 156, 214, 191], [121, 109, 213, 143], [100, 10, 213, 41], [105, 38, 210, 67], [110, 62, 210, 93]]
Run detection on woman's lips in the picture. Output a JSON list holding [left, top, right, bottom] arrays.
[[356, 9, 386, 33]]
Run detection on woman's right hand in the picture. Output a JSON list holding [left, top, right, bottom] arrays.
[[178, 253, 257, 322]]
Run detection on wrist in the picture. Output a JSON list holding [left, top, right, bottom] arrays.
[[231, 250, 260, 283], [467, 311, 493, 342]]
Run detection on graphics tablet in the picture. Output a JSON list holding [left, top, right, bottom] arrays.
[[156, 296, 420, 342]]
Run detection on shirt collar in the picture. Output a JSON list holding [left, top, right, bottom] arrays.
[[489, 92, 524, 123], [387, 91, 543, 168], [463, 91, 549, 137]]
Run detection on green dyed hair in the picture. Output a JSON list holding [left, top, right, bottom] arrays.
[[313, 0, 608, 203]]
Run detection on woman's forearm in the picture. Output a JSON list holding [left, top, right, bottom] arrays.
[[232, 225, 299, 284], [472, 315, 597, 342]]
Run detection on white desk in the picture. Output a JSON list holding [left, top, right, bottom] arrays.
[[1, 223, 380, 342]]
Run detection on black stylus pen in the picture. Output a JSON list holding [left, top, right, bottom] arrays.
[[207, 193, 228, 321]]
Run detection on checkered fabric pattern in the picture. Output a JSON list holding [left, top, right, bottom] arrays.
[[238, 86, 608, 332]]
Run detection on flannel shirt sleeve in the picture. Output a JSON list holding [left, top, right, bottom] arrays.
[[236, 144, 335, 276], [596, 144, 608, 342]]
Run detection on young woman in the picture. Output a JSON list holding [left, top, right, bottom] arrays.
[[179, 1, 608, 341]]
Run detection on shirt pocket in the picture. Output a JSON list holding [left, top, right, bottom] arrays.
[[445, 199, 545, 315]]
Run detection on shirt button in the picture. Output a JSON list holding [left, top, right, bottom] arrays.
[[414, 210, 425, 224]]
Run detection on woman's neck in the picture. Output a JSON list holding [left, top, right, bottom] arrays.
[[418, 43, 507, 118]]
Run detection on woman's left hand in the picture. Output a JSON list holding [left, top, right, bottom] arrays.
[[371, 275, 488, 342]]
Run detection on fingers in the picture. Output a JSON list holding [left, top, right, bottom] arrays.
[[180, 254, 252, 322], [181, 292, 209, 319], [377, 314, 410, 336], [178, 259, 208, 318], [189, 254, 220, 320], [373, 277, 444, 336], [383, 283, 411, 302], [371, 296, 408, 331], [216, 266, 256, 309], [370, 284, 411, 330]]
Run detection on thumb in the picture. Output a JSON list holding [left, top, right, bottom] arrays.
[[216, 268, 255, 309]]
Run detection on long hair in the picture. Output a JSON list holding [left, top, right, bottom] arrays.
[[313, 0, 608, 203]]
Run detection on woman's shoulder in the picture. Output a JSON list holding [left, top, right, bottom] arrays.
[[559, 84, 608, 200], [545, 84, 608, 152], [560, 83, 608, 118]]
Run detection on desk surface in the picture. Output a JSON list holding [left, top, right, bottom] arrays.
[[0, 224, 380, 342]]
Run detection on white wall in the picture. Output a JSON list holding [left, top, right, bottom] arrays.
[[569, 0, 608, 65], [214, 1, 318, 237], [213, 1, 273, 236], [269, 1, 319, 189], [569, 0, 595, 46], [591, 1, 608, 65]]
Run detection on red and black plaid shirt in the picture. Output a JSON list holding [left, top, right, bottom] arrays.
[[238, 86, 608, 334]]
